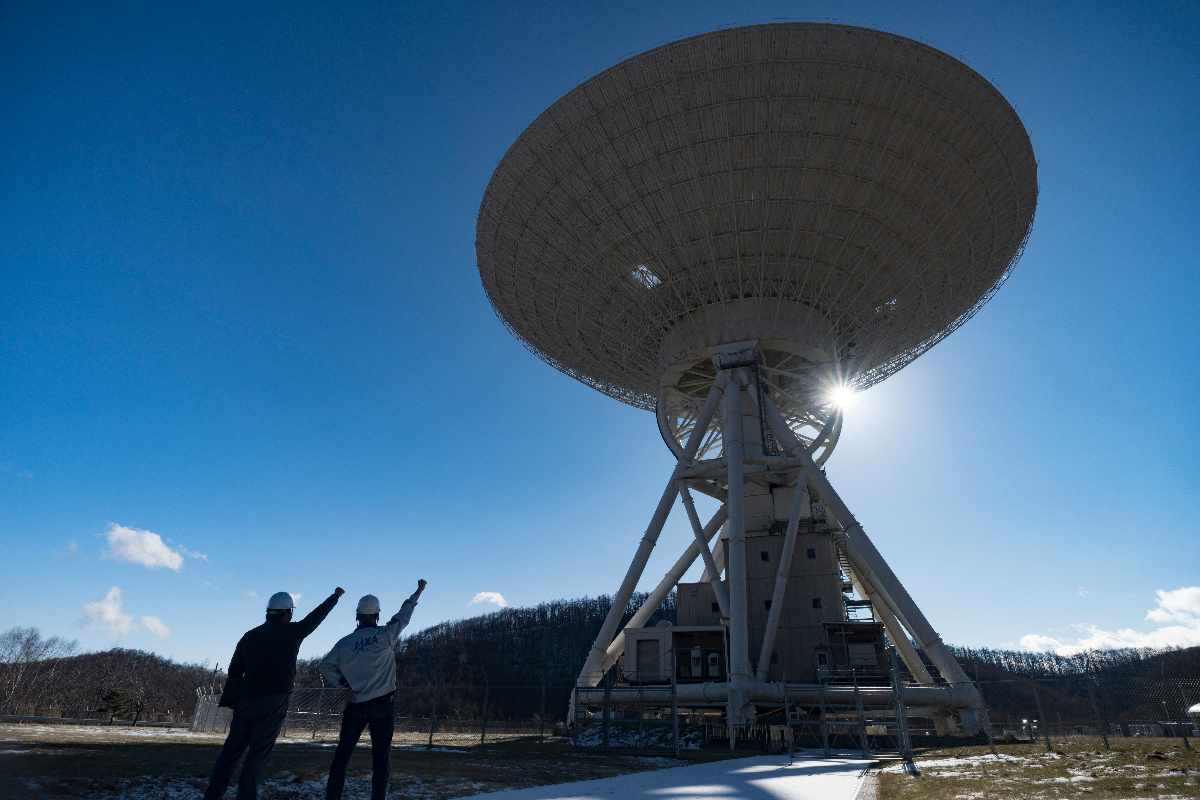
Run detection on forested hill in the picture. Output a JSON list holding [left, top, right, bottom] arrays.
[[296, 592, 1199, 689], [952, 644, 1200, 681], [298, 591, 676, 688], [397, 591, 676, 687]]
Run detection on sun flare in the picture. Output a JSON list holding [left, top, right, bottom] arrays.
[[830, 385, 857, 408]]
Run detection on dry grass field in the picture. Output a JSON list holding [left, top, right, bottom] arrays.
[[878, 738, 1200, 800], [0, 723, 749, 799]]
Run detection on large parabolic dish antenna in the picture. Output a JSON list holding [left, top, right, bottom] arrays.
[[478, 23, 1036, 460], [476, 23, 1037, 733]]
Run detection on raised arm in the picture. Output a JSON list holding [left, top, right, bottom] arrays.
[[385, 579, 426, 643], [296, 587, 344, 638]]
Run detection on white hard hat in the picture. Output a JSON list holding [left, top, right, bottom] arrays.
[[356, 594, 380, 615], [267, 592, 295, 610]]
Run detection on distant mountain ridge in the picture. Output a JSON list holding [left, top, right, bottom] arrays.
[[296, 593, 1199, 689]]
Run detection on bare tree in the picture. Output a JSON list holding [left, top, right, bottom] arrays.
[[0, 627, 78, 712]]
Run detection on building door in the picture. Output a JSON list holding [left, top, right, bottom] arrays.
[[636, 638, 661, 682]]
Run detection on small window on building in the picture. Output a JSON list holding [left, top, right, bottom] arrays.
[[811, 598, 822, 609], [760, 551, 769, 562], [770, 652, 779, 664], [764, 599, 772, 610], [817, 652, 828, 665], [806, 548, 816, 559], [711, 602, 720, 613]]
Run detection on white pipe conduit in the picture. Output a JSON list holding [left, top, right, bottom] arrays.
[[679, 464, 775, 480], [577, 372, 731, 687], [575, 682, 975, 709]]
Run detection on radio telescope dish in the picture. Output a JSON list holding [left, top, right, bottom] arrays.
[[478, 22, 1036, 461], [476, 22, 1037, 733]]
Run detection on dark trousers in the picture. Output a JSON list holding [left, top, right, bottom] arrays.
[[326, 693, 395, 800], [203, 692, 290, 800]]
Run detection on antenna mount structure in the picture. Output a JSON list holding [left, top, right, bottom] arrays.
[[476, 22, 1037, 734]]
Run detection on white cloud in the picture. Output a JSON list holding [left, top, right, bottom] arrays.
[[469, 591, 508, 608], [1144, 587, 1200, 625], [1022, 586, 1200, 655], [82, 587, 137, 638], [54, 541, 87, 562], [244, 590, 258, 598], [175, 545, 209, 562], [100, 524, 184, 571], [140, 616, 170, 638], [1018, 634, 1063, 653], [289, 593, 301, 604]]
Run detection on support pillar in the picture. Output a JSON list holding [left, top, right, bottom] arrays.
[[722, 371, 752, 725], [756, 476, 807, 680]]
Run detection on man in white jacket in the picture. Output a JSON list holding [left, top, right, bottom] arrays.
[[319, 579, 426, 800]]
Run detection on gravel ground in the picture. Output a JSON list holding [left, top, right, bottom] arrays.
[[0, 722, 749, 799]]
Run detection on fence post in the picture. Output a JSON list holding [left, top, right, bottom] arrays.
[[312, 691, 321, 740], [1167, 678, 1192, 751], [852, 669, 868, 758], [638, 680, 644, 756], [819, 682, 830, 758], [1084, 679, 1110, 750], [539, 680, 546, 744], [891, 650, 913, 761], [480, 678, 489, 747], [603, 674, 611, 754], [1030, 677, 1052, 752], [672, 647, 679, 759], [970, 663, 995, 756], [428, 682, 439, 749]]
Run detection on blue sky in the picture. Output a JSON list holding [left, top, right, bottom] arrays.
[[2, 0, 1197, 668]]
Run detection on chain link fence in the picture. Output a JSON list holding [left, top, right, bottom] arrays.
[[190, 673, 1200, 756], [192, 684, 575, 746], [972, 675, 1199, 747]]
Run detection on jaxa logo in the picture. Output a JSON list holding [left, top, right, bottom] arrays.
[[353, 634, 380, 654]]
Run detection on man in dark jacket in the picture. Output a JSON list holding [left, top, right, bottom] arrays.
[[202, 587, 344, 800]]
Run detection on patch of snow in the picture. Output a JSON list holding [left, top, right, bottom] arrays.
[[881, 754, 1024, 773]]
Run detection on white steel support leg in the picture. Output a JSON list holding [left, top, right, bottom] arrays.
[[701, 534, 726, 583], [599, 506, 728, 672], [680, 485, 729, 617], [755, 388, 983, 731], [843, 559, 933, 685], [722, 372, 752, 724], [576, 373, 730, 687], [755, 476, 808, 680]]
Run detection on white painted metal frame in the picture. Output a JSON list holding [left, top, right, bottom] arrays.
[[577, 364, 984, 733], [576, 372, 730, 687]]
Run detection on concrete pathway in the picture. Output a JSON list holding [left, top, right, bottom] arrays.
[[467, 755, 869, 799]]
